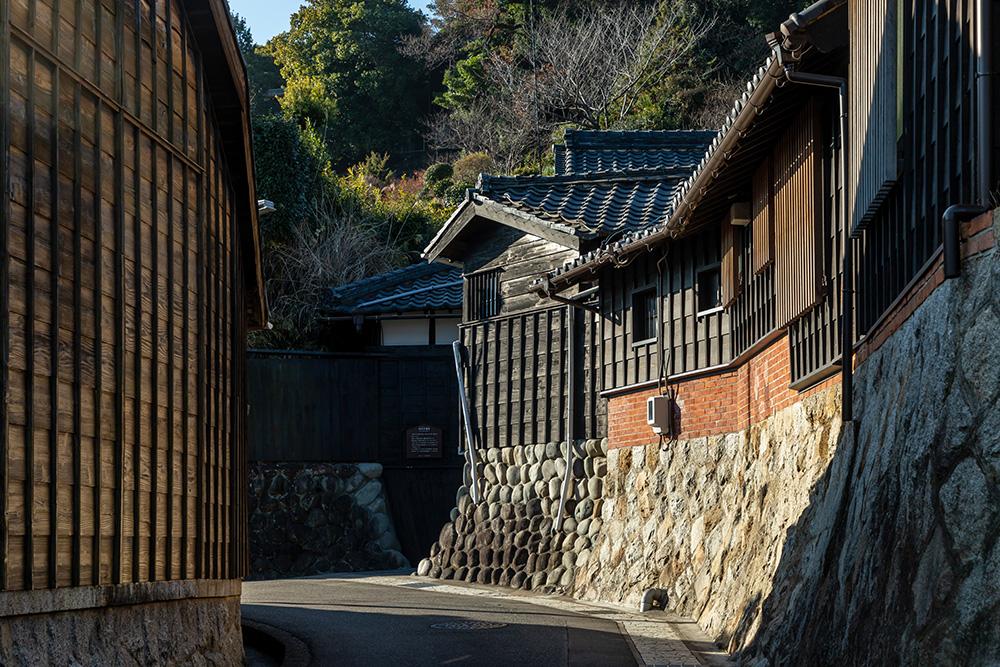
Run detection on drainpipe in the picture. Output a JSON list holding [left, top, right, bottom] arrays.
[[977, 0, 992, 205], [779, 59, 853, 422], [943, 205, 989, 278], [554, 305, 575, 532], [452, 340, 481, 503]]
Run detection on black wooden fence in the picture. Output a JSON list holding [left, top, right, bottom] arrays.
[[247, 349, 464, 561], [248, 349, 463, 465]]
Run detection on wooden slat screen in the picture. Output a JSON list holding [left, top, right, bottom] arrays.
[[848, 0, 898, 234], [855, 0, 978, 335], [788, 101, 844, 384], [751, 157, 774, 274], [774, 102, 824, 328], [462, 306, 605, 449], [2, 0, 249, 590], [720, 215, 741, 309]]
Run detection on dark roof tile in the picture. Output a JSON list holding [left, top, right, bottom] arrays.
[[322, 262, 462, 315]]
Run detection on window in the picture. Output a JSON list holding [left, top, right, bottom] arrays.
[[632, 288, 658, 344], [697, 265, 722, 315], [465, 268, 502, 321]]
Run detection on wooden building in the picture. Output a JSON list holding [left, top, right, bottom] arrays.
[[423, 131, 714, 450], [535, 0, 997, 444], [0, 0, 263, 662]]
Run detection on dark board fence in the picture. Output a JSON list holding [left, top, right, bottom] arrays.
[[247, 349, 464, 562]]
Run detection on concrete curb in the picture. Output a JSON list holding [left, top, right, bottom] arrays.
[[242, 618, 311, 667]]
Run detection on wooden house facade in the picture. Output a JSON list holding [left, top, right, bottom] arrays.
[[537, 0, 997, 445], [423, 131, 714, 450], [0, 0, 263, 661]]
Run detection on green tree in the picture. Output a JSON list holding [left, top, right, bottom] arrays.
[[232, 13, 285, 116], [265, 0, 427, 167]]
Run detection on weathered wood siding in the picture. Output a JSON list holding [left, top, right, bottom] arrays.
[[599, 232, 730, 390], [247, 350, 463, 465], [855, 0, 980, 334], [461, 305, 604, 449], [1, 0, 251, 590], [462, 225, 577, 318]]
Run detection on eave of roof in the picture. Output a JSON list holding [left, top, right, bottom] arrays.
[[421, 192, 585, 265], [183, 0, 266, 328], [537, 0, 847, 295]]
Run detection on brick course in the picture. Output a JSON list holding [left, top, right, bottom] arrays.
[[607, 210, 995, 450]]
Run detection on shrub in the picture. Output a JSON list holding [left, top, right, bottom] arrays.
[[433, 178, 454, 197], [452, 152, 493, 186], [424, 163, 454, 185], [444, 183, 469, 204]]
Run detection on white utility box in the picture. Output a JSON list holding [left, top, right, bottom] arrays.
[[646, 395, 672, 435]]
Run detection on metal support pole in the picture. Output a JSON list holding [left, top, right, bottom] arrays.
[[452, 340, 481, 503], [554, 305, 575, 532]]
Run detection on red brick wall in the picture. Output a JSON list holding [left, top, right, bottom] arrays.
[[607, 210, 995, 451], [607, 336, 839, 449]]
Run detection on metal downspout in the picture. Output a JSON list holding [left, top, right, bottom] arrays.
[[780, 63, 853, 422], [554, 305, 575, 532], [977, 0, 992, 205], [452, 340, 481, 503]]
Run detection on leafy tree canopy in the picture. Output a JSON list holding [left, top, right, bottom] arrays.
[[265, 0, 428, 167]]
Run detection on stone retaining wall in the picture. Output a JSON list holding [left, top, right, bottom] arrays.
[[0, 594, 242, 666], [573, 251, 1000, 664], [418, 439, 608, 592], [572, 385, 842, 648], [248, 462, 409, 579]]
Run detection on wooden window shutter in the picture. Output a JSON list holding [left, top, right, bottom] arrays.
[[751, 156, 774, 274], [720, 213, 741, 308], [848, 0, 897, 234], [774, 102, 824, 328]]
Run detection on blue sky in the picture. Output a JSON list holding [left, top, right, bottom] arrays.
[[229, 0, 435, 45]]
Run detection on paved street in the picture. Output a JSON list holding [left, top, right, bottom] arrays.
[[241, 572, 730, 667]]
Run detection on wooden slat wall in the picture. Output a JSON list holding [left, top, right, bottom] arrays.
[[730, 229, 776, 360], [245, 350, 464, 466], [2, 0, 249, 591], [751, 157, 774, 274], [856, 0, 977, 335], [774, 103, 824, 328], [463, 225, 578, 318], [788, 102, 844, 383], [462, 306, 605, 449], [720, 214, 741, 309], [848, 0, 898, 234], [599, 233, 730, 393]]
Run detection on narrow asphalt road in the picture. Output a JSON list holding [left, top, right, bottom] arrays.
[[242, 572, 725, 667], [242, 575, 638, 666]]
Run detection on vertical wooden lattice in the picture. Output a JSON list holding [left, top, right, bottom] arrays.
[[775, 102, 824, 328], [751, 156, 774, 274], [720, 214, 742, 309], [849, 0, 897, 234]]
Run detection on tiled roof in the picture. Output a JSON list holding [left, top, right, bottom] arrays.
[[321, 262, 462, 315], [542, 55, 783, 285], [558, 130, 716, 174], [477, 168, 693, 237]]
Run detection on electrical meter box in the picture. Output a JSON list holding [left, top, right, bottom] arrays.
[[647, 395, 672, 435]]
